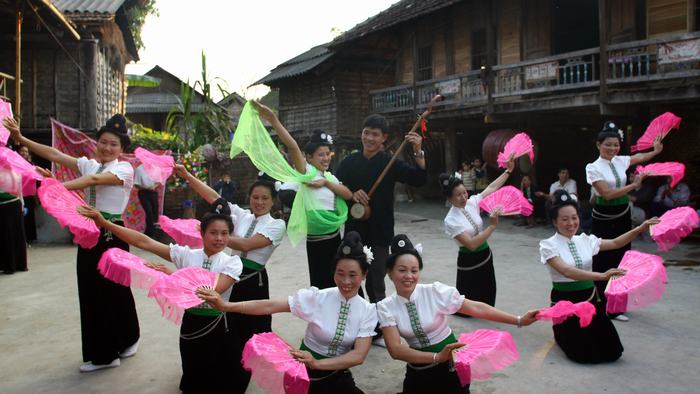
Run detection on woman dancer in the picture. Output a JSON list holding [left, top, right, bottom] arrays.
[[174, 166, 285, 392], [441, 156, 514, 308], [586, 121, 662, 320], [539, 190, 658, 363], [378, 234, 538, 393], [79, 202, 242, 392], [198, 231, 376, 394], [4, 115, 139, 372], [254, 101, 352, 289]]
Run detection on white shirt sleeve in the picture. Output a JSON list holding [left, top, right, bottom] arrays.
[[169, 243, 190, 269], [585, 162, 603, 185], [617, 155, 631, 171], [108, 162, 134, 190], [376, 300, 397, 328], [539, 238, 559, 264], [256, 219, 286, 246], [288, 287, 320, 323], [220, 255, 243, 281], [581, 233, 602, 256], [432, 282, 465, 315], [444, 214, 467, 239], [567, 180, 578, 195], [76, 156, 97, 176], [357, 303, 378, 338]]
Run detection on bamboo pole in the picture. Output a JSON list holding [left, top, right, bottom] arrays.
[[15, 5, 22, 125]]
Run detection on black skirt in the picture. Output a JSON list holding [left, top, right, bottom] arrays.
[[306, 231, 341, 289], [550, 286, 623, 364], [456, 247, 496, 307], [76, 223, 140, 364], [227, 266, 272, 393], [0, 198, 27, 273], [591, 203, 631, 313], [401, 361, 469, 394], [23, 196, 37, 242], [179, 312, 240, 393], [308, 368, 364, 394]]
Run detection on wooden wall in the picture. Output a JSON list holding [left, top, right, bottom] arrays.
[[648, 0, 689, 36], [498, 0, 521, 64], [335, 65, 395, 136], [277, 73, 337, 134]]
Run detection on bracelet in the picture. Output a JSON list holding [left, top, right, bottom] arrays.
[[516, 315, 522, 328], [505, 170, 511, 174], [432, 352, 438, 363]]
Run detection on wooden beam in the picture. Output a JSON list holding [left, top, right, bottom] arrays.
[[15, 6, 21, 124]]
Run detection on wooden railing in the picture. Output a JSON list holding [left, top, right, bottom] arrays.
[[369, 32, 700, 113], [0, 72, 16, 101]]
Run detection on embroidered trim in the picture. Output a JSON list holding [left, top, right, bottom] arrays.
[[405, 301, 431, 348], [460, 208, 481, 235], [327, 301, 350, 356], [609, 162, 622, 189], [567, 241, 583, 269]]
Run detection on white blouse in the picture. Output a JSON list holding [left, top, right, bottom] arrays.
[[377, 282, 465, 349], [134, 165, 157, 190], [444, 194, 484, 245], [539, 233, 602, 282], [289, 287, 377, 357], [77, 157, 133, 214], [283, 163, 340, 211], [585, 156, 631, 197], [169, 244, 243, 301], [227, 202, 286, 265]]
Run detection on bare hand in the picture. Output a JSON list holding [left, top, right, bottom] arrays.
[[251, 100, 278, 124], [642, 217, 660, 230], [632, 172, 647, 187], [436, 342, 465, 363], [535, 191, 545, 198], [289, 349, 318, 369], [519, 310, 539, 326], [352, 189, 370, 205], [652, 135, 664, 154], [35, 166, 54, 178], [173, 164, 190, 179], [304, 179, 327, 189], [602, 268, 626, 281], [145, 261, 174, 275], [196, 287, 227, 311], [77, 205, 106, 226], [489, 211, 500, 227], [405, 131, 423, 153], [506, 154, 516, 173], [2, 117, 21, 141]]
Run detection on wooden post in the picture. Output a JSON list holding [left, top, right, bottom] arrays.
[[485, 0, 495, 118], [445, 128, 457, 172], [598, 0, 609, 114], [412, 31, 418, 113], [15, 6, 22, 124]]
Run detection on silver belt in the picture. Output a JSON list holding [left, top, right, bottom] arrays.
[[307, 229, 341, 243], [592, 203, 630, 221], [0, 197, 20, 205], [457, 249, 493, 271]]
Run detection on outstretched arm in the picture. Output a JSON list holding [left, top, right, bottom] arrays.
[[290, 337, 372, 371], [592, 172, 644, 201], [481, 156, 514, 198], [545, 256, 623, 281], [78, 205, 171, 261], [382, 325, 464, 364], [252, 100, 306, 173], [600, 218, 659, 251], [630, 136, 663, 166], [197, 288, 290, 314], [4, 117, 79, 171], [458, 299, 538, 326], [63, 172, 124, 190], [173, 164, 220, 204]]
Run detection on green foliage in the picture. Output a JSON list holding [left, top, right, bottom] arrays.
[[124, 0, 159, 50], [129, 123, 175, 151]]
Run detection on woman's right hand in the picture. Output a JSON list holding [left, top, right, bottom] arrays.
[[173, 164, 190, 179], [2, 117, 22, 142], [196, 287, 227, 311], [631, 172, 647, 188], [489, 212, 500, 228], [601, 268, 626, 281], [436, 342, 465, 363], [77, 205, 107, 227], [145, 261, 174, 275], [251, 100, 278, 124]]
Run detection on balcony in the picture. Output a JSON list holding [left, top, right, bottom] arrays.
[[370, 32, 700, 114]]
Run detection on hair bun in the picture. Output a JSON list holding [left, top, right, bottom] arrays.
[[552, 190, 574, 206], [439, 172, 463, 197], [338, 231, 364, 257], [210, 197, 231, 216], [310, 129, 333, 145], [390, 234, 415, 255]]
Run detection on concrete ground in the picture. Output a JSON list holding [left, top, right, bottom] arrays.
[[2, 201, 699, 393]]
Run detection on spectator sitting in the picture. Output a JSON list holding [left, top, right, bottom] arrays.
[[651, 177, 690, 216], [212, 174, 238, 204], [536, 168, 578, 224], [516, 175, 546, 228], [473, 157, 488, 193], [459, 161, 476, 194]]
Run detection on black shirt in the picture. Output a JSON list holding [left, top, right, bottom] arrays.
[[336, 150, 427, 246]]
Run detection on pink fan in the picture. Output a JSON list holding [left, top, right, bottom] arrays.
[[0, 146, 44, 182], [537, 300, 596, 328], [453, 329, 519, 386], [631, 112, 681, 152], [134, 147, 174, 185], [497, 132, 534, 168], [37, 178, 100, 248], [22, 176, 37, 197], [159, 215, 203, 248], [149, 266, 218, 324], [0, 162, 22, 196], [0, 98, 12, 146], [242, 332, 310, 394], [650, 206, 700, 252], [479, 186, 534, 216], [635, 162, 685, 188], [605, 250, 667, 314], [97, 247, 167, 290]]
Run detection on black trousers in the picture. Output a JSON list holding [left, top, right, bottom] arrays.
[[308, 369, 364, 394], [401, 361, 469, 394], [306, 232, 341, 289], [137, 189, 159, 237], [591, 204, 631, 316], [23, 196, 37, 242], [76, 224, 140, 364], [456, 247, 496, 307], [227, 267, 272, 393], [0, 198, 27, 273]]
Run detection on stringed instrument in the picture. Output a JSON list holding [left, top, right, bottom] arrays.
[[349, 95, 442, 221]]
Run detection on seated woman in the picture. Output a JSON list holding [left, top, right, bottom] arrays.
[[378, 234, 539, 394], [539, 190, 658, 363], [79, 202, 241, 393], [198, 231, 376, 394]]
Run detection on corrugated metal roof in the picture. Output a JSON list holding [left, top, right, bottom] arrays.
[[53, 0, 126, 14], [254, 45, 333, 86], [331, 0, 464, 46]]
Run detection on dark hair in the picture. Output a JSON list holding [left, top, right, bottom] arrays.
[[303, 129, 333, 156], [597, 121, 623, 143], [461, 161, 472, 168], [334, 231, 370, 274], [200, 198, 234, 234], [549, 190, 579, 221], [248, 180, 278, 199], [439, 173, 463, 198], [558, 167, 569, 173], [96, 114, 131, 149], [362, 114, 389, 134], [386, 234, 423, 271]]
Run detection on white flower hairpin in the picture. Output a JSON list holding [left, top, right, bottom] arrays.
[[414, 243, 423, 258], [453, 171, 462, 180], [618, 129, 624, 141], [319, 133, 333, 144], [363, 246, 374, 263], [274, 181, 282, 192]]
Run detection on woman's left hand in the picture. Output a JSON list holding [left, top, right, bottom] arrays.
[[77, 205, 106, 226], [289, 349, 318, 369], [304, 179, 327, 189], [145, 261, 174, 275], [519, 310, 540, 326], [506, 154, 516, 173], [652, 135, 664, 154], [642, 217, 661, 230], [196, 287, 226, 311], [35, 166, 54, 178], [405, 131, 422, 153]]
